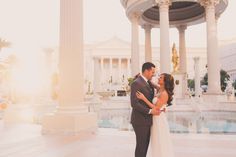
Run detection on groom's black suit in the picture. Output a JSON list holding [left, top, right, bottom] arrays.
[[130, 76, 154, 157]]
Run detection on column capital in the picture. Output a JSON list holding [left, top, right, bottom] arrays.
[[198, 0, 220, 8], [142, 24, 153, 30], [177, 25, 187, 32], [156, 0, 171, 7], [130, 12, 141, 22]]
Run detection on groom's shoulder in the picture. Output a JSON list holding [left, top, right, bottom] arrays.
[[131, 76, 142, 86]]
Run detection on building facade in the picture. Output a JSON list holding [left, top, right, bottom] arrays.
[[83, 37, 207, 93], [220, 39, 236, 81]]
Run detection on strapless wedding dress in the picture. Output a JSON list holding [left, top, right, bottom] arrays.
[[150, 97, 175, 157]]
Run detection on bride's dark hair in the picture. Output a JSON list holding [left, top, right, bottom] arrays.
[[162, 73, 174, 107]]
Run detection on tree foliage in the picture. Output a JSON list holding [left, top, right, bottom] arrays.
[[201, 69, 230, 92], [233, 80, 236, 90], [187, 79, 195, 90]]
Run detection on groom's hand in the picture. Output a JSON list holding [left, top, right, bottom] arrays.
[[151, 108, 161, 115], [161, 108, 166, 113]]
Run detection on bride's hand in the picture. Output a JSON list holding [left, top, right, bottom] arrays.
[[136, 91, 145, 100]]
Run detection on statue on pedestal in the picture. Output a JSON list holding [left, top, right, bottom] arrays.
[[172, 43, 179, 73]]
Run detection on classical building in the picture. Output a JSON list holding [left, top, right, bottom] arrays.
[[84, 37, 236, 95], [83, 37, 207, 93], [220, 39, 236, 80]]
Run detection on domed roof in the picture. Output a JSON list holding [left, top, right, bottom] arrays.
[[121, 0, 228, 27], [144, 2, 204, 22]]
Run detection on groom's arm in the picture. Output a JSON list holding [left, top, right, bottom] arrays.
[[130, 81, 150, 115]]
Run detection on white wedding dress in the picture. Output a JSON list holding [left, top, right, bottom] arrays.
[[150, 95, 175, 157]]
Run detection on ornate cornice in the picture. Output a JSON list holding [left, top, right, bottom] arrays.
[[156, 0, 171, 7], [121, 0, 227, 28], [198, 0, 220, 8]]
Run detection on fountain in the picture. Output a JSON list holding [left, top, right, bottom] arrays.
[[96, 91, 115, 100], [225, 79, 236, 101]]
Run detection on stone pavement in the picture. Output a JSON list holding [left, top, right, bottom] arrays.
[[0, 121, 236, 157]]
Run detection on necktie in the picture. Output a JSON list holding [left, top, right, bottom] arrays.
[[147, 80, 152, 88], [147, 80, 154, 97]]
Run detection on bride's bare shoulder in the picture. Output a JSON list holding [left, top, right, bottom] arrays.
[[159, 91, 168, 101]]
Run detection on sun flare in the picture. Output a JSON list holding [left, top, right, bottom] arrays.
[[10, 53, 49, 97]]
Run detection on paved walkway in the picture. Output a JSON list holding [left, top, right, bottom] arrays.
[[0, 122, 236, 157]]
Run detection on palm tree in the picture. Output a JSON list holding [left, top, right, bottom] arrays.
[[0, 38, 11, 52]]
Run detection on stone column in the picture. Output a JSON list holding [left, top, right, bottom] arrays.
[[194, 57, 201, 97], [100, 57, 104, 81], [157, 0, 171, 73], [143, 24, 152, 62], [177, 25, 188, 97], [127, 58, 131, 77], [93, 57, 100, 93], [199, 0, 221, 94], [118, 58, 122, 82], [177, 25, 187, 74], [130, 13, 140, 76], [42, 0, 97, 134], [109, 58, 113, 81], [215, 15, 220, 36]]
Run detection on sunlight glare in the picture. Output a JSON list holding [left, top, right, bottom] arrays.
[[11, 52, 47, 96]]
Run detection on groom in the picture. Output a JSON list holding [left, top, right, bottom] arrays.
[[130, 62, 160, 157]]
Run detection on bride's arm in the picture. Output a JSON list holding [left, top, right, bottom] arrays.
[[136, 91, 168, 110], [155, 92, 168, 110], [136, 91, 155, 109]]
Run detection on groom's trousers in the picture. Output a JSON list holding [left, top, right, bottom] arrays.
[[132, 124, 151, 157]]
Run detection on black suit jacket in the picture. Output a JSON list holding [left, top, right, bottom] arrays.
[[130, 76, 154, 126]]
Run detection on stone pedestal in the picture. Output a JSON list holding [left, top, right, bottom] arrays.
[[202, 93, 225, 104], [42, 109, 97, 135], [3, 105, 35, 124], [172, 72, 187, 99]]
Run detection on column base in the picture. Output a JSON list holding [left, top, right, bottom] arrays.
[[3, 105, 35, 124], [42, 106, 97, 135], [202, 92, 225, 103]]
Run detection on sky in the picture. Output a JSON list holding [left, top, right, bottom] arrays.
[[0, 0, 236, 57]]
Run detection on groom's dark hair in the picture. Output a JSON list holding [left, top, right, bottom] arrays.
[[142, 62, 155, 73]]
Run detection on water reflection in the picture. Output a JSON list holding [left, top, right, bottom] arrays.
[[97, 108, 236, 134]]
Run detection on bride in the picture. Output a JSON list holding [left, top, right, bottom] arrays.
[[136, 73, 175, 157]]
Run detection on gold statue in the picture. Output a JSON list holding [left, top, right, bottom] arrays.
[[172, 43, 179, 72]]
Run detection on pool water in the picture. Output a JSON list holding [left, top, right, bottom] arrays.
[[98, 109, 236, 134]]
